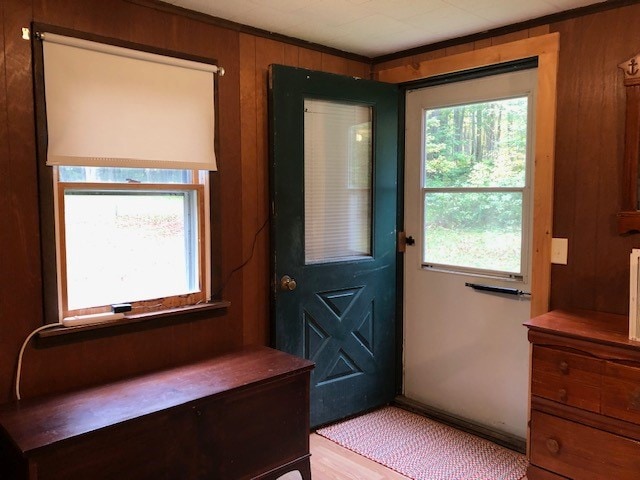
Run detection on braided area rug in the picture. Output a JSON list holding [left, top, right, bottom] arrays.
[[316, 406, 527, 480]]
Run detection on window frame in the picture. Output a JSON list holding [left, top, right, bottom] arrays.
[[416, 76, 536, 282], [421, 186, 528, 279], [32, 23, 223, 326], [54, 172, 208, 319]]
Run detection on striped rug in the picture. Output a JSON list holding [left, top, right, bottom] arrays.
[[316, 406, 527, 480]]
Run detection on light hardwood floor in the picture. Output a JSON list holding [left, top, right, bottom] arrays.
[[309, 433, 410, 480], [310, 433, 529, 480]]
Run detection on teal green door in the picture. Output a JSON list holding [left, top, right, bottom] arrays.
[[269, 65, 398, 427]]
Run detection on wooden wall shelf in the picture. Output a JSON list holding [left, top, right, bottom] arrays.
[[617, 211, 640, 234], [617, 55, 640, 233]]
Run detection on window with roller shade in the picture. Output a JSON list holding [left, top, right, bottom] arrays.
[[36, 31, 221, 321]]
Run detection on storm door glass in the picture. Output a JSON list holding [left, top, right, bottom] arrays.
[[423, 96, 530, 276], [304, 99, 372, 264]]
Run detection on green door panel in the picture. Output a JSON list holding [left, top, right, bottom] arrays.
[[269, 65, 399, 427]]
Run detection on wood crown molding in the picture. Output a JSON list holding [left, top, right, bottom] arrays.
[[123, 0, 371, 64], [377, 33, 559, 83], [372, 0, 640, 64], [127, 0, 640, 67]]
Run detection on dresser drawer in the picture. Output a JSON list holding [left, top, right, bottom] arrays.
[[602, 362, 640, 424], [531, 346, 603, 413], [526, 465, 569, 480], [530, 411, 640, 479]]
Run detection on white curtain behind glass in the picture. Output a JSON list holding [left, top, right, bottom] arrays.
[[304, 99, 372, 264]]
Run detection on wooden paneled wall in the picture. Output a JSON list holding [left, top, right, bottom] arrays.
[[549, 5, 640, 314], [0, 0, 370, 404], [1, 0, 246, 404], [2, 0, 638, 406]]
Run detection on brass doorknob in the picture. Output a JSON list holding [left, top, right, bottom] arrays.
[[280, 275, 297, 291]]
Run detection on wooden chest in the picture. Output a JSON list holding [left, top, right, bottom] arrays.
[[0, 346, 314, 480]]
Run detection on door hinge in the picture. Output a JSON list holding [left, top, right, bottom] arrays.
[[397, 231, 415, 253]]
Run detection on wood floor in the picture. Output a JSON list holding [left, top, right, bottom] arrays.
[[309, 433, 529, 480], [310, 433, 410, 480]]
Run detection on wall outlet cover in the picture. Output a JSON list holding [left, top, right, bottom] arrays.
[[551, 238, 568, 265]]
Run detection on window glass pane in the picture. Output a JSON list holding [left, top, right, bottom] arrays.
[[304, 99, 372, 264], [424, 97, 528, 188], [424, 191, 523, 273], [64, 190, 198, 310], [59, 166, 192, 183]]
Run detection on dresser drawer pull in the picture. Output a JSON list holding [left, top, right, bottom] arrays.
[[546, 438, 561, 454], [558, 388, 568, 402], [559, 361, 569, 374]]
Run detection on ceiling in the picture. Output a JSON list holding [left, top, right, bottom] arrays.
[[165, 0, 605, 57]]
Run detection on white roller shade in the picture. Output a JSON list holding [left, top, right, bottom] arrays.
[[41, 32, 218, 171]]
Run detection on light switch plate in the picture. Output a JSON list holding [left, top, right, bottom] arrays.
[[551, 238, 568, 265]]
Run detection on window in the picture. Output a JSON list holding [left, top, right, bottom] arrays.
[[55, 167, 209, 318], [34, 29, 221, 322], [304, 99, 373, 264], [420, 73, 535, 279]]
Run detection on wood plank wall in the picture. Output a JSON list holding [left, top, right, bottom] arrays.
[[0, 0, 370, 404], [549, 5, 640, 314], [2, 0, 639, 406], [374, 2, 640, 315]]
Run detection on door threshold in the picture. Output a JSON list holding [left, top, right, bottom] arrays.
[[393, 395, 526, 453]]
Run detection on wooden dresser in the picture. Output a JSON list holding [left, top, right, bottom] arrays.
[[0, 346, 314, 480], [524, 309, 640, 479]]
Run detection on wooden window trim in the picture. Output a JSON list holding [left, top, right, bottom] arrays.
[[56, 178, 208, 319], [38, 300, 231, 339]]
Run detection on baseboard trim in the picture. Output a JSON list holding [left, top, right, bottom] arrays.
[[393, 396, 526, 454]]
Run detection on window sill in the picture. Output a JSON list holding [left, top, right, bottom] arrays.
[[38, 301, 231, 340]]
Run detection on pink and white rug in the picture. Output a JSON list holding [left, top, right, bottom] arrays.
[[316, 406, 527, 480]]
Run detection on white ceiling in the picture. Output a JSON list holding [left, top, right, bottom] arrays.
[[165, 0, 604, 57]]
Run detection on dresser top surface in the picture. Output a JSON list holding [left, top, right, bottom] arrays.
[[0, 346, 314, 454], [524, 308, 640, 349]]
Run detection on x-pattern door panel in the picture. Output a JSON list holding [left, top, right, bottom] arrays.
[[304, 284, 376, 385]]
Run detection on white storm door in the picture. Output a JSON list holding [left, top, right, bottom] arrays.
[[403, 68, 537, 440]]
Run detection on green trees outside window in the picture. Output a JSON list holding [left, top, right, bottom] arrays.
[[423, 97, 530, 274]]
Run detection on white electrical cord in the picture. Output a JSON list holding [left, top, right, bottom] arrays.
[[15, 323, 61, 400]]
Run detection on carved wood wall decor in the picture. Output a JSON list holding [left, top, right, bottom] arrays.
[[617, 53, 640, 233]]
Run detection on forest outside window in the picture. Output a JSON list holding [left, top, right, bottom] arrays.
[[422, 95, 531, 278]]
